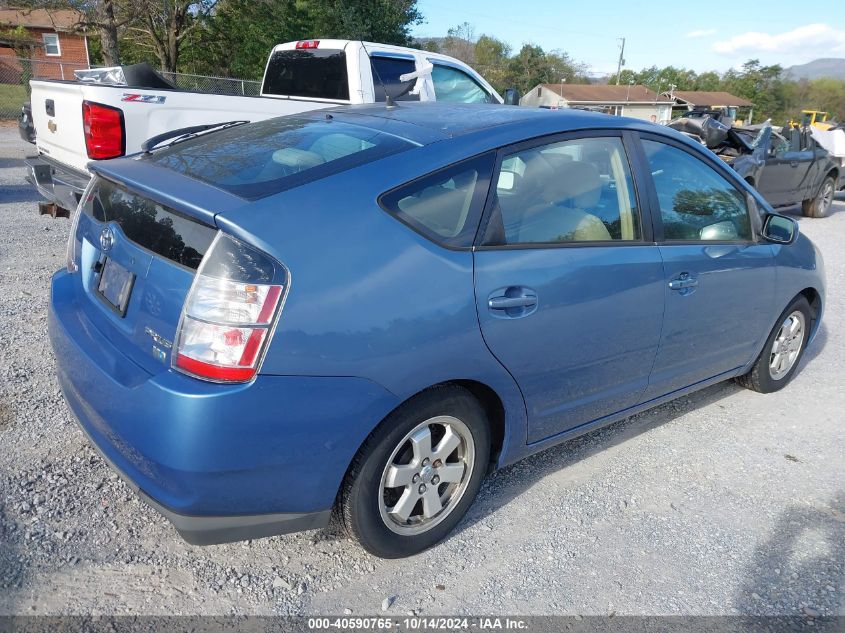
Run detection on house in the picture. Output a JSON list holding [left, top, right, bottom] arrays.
[[520, 84, 675, 123], [0, 7, 89, 81], [665, 90, 754, 124]]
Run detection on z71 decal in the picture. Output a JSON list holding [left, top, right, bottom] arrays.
[[121, 93, 167, 104]]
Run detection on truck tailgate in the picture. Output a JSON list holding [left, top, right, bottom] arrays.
[[31, 81, 89, 174]]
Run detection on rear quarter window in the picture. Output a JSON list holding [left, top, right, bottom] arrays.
[[147, 117, 417, 200], [379, 153, 495, 248]]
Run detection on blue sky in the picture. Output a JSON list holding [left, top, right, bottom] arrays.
[[412, 0, 845, 75]]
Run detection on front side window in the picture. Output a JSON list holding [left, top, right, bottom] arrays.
[[642, 139, 751, 242], [380, 154, 494, 248], [370, 56, 419, 102], [486, 136, 640, 245], [431, 64, 491, 103], [43, 33, 61, 56]]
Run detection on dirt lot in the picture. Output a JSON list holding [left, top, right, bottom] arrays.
[[0, 127, 843, 617]]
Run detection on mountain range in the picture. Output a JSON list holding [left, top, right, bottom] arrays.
[[783, 58, 845, 81]]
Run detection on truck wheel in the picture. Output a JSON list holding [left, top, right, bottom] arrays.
[[802, 176, 835, 218], [339, 385, 490, 558]]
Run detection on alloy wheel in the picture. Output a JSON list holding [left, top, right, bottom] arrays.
[[769, 310, 806, 380], [378, 415, 475, 535]]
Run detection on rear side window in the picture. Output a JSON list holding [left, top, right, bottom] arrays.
[[370, 55, 419, 102], [642, 140, 751, 241], [380, 154, 495, 248], [262, 49, 349, 100], [148, 117, 417, 200], [84, 178, 216, 269], [484, 136, 640, 246]]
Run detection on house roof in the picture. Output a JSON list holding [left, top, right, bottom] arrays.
[[539, 83, 674, 104], [669, 90, 754, 107], [0, 7, 83, 32]]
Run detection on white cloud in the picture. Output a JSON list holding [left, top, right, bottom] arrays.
[[713, 23, 845, 60], [686, 29, 717, 39]]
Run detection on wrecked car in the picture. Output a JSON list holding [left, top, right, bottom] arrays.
[[670, 117, 839, 218]]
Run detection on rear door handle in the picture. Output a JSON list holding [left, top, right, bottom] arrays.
[[488, 296, 537, 309], [487, 286, 538, 318], [668, 273, 698, 291], [789, 160, 799, 167]]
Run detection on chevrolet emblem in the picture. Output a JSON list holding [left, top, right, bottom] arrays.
[[47, 119, 57, 133]]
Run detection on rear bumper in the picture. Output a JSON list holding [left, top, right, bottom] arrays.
[[25, 155, 89, 211], [49, 269, 400, 544]]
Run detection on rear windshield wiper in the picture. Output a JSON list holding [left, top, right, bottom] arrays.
[[141, 120, 249, 153]]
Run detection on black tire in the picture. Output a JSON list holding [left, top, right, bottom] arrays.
[[339, 385, 490, 558], [735, 296, 812, 393], [802, 176, 835, 218]]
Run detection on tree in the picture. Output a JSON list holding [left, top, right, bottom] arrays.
[[306, 0, 422, 45], [185, 0, 422, 79], [473, 35, 510, 91], [125, 1, 218, 73]]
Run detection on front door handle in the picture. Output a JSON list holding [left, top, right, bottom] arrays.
[[488, 296, 537, 309], [668, 273, 698, 291]]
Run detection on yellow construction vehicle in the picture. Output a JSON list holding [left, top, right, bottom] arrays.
[[787, 110, 835, 130]]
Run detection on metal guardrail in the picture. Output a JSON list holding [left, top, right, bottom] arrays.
[[0, 56, 261, 119]]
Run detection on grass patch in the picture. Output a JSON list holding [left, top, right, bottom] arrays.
[[0, 83, 28, 120]]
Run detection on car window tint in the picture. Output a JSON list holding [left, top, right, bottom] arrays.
[[380, 154, 494, 248], [262, 49, 349, 100], [431, 65, 491, 103], [148, 117, 416, 200], [642, 140, 751, 241], [84, 178, 215, 269], [488, 136, 640, 245], [370, 56, 419, 102]]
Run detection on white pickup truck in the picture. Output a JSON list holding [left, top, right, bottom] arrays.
[[26, 39, 508, 214]]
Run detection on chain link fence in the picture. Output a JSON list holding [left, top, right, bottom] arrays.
[[0, 55, 261, 119]]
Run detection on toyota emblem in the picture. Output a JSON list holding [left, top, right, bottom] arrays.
[[99, 226, 114, 252]]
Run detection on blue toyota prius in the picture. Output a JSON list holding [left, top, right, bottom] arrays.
[[50, 103, 825, 558]]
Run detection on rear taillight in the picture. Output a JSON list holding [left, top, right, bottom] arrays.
[[82, 101, 125, 159], [173, 233, 288, 383], [66, 176, 98, 272], [295, 39, 320, 49]]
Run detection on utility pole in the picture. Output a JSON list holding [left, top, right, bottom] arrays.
[[615, 38, 626, 85]]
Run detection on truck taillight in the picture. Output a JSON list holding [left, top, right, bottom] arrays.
[[173, 233, 288, 383], [295, 40, 320, 49], [82, 101, 125, 160]]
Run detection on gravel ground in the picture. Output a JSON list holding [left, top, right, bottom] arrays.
[[0, 125, 843, 617]]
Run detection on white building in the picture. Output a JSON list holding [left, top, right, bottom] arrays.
[[520, 83, 674, 123]]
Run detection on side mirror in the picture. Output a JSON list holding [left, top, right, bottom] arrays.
[[503, 88, 519, 106], [762, 213, 798, 244]]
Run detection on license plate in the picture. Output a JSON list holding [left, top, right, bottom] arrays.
[[96, 257, 135, 316]]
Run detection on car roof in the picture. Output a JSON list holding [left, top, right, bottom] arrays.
[[327, 102, 664, 148]]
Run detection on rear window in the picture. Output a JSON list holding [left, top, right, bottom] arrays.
[[84, 178, 216, 269], [262, 49, 350, 100], [147, 117, 417, 200]]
